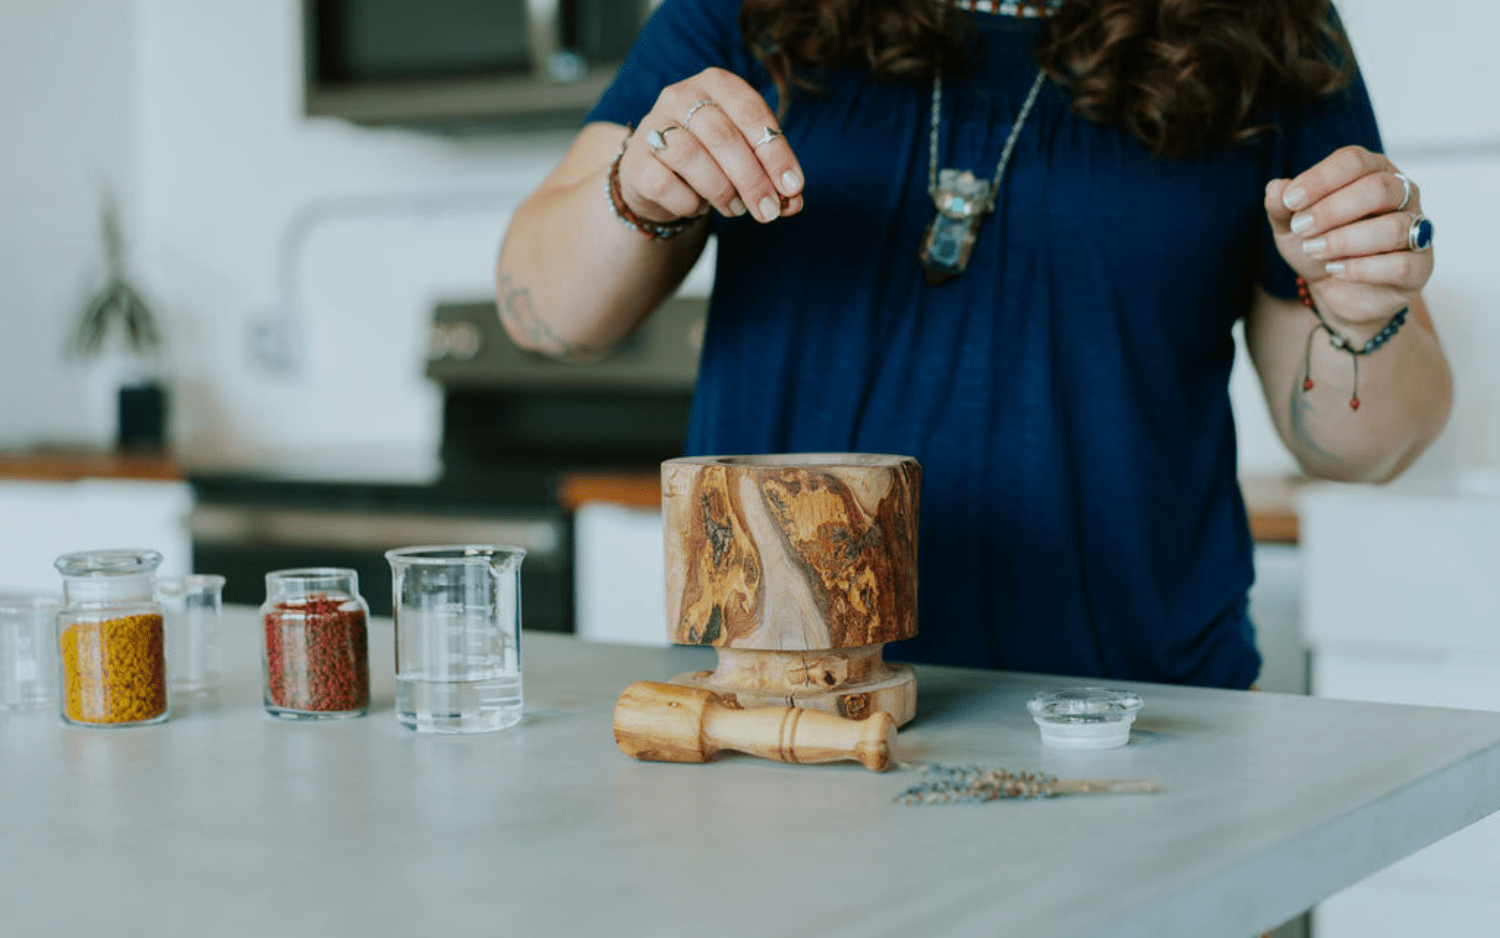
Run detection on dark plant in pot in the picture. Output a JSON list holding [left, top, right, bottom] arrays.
[[72, 201, 168, 452]]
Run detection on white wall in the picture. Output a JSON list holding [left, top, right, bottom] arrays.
[[131, 0, 580, 463], [0, 0, 140, 445], [1, 0, 578, 462], [1, 0, 1495, 477], [1232, 0, 1500, 481]]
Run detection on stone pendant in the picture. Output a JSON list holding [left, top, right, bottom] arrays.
[[918, 169, 991, 286]]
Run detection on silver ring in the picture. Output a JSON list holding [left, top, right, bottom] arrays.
[[752, 126, 783, 148], [646, 125, 681, 152], [682, 98, 718, 128], [1407, 213, 1434, 252], [1394, 172, 1413, 211]]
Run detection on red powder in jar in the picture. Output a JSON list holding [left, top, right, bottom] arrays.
[[263, 595, 369, 713]]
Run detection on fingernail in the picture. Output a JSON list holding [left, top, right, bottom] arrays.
[[1283, 186, 1308, 210], [1301, 238, 1327, 257], [758, 196, 780, 222], [1325, 261, 1346, 275], [1290, 214, 1315, 235], [781, 170, 802, 194], [728, 197, 746, 217]]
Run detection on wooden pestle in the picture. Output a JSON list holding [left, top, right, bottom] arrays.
[[613, 681, 897, 772]]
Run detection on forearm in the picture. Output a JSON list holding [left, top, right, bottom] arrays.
[[1248, 287, 1452, 482], [495, 123, 709, 359]]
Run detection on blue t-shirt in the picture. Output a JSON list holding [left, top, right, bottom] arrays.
[[586, 0, 1382, 688]]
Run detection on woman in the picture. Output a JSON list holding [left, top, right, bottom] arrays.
[[495, 0, 1451, 688]]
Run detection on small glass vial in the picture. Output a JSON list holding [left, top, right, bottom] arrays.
[[54, 549, 169, 727], [260, 568, 370, 720]]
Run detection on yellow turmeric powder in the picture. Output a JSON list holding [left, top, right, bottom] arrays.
[[60, 613, 167, 725]]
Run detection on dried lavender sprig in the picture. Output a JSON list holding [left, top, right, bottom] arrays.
[[894, 763, 1158, 805]]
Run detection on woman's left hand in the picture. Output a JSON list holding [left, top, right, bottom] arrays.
[[1265, 145, 1433, 331]]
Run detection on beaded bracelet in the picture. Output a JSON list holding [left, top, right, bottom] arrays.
[[1297, 276, 1409, 411], [605, 126, 700, 241]]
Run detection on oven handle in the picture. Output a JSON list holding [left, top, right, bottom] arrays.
[[189, 505, 563, 560]]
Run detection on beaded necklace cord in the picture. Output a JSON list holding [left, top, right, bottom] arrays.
[[916, 1, 1058, 283], [918, 68, 1046, 283], [1296, 276, 1409, 411]]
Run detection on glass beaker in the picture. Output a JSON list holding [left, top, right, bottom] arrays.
[[158, 574, 226, 697], [260, 568, 370, 720], [385, 545, 525, 734], [54, 548, 169, 727], [0, 592, 62, 709]]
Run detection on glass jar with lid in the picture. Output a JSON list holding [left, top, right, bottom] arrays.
[[260, 568, 370, 719], [54, 548, 169, 727]]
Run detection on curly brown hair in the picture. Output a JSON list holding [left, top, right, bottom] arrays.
[[739, 0, 1354, 158]]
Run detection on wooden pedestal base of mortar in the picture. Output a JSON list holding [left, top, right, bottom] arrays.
[[661, 453, 921, 727], [672, 646, 916, 725]]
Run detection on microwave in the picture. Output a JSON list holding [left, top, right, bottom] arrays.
[[303, 0, 658, 127]]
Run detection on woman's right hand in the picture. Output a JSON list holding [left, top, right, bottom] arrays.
[[617, 67, 806, 225]]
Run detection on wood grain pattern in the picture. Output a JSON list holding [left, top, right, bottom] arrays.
[[672, 653, 918, 727], [662, 454, 920, 650], [613, 681, 897, 771], [0, 449, 181, 482]]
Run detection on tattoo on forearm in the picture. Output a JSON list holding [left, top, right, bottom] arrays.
[[496, 272, 609, 360], [1287, 379, 1347, 468]]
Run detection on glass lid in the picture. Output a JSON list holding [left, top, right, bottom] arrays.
[[1026, 687, 1144, 724]]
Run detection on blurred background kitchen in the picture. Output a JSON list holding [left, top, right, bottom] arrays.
[[1, 2, 1497, 934]]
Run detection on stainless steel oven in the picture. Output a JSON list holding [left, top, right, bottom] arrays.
[[188, 476, 572, 626]]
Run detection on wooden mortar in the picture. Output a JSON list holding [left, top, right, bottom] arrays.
[[661, 453, 920, 726]]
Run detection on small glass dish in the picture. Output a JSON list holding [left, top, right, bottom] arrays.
[[1026, 687, 1144, 750]]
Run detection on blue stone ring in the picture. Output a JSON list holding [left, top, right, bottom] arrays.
[[1407, 213, 1434, 252]]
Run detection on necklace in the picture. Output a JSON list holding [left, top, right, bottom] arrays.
[[919, 67, 1047, 285], [946, 0, 1059, 15]]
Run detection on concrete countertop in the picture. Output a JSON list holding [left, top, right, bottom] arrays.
[[3, 606, 1499, 937]]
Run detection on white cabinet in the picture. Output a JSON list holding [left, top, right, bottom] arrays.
[[0, 479, 192, 594], [1244, 54, 1500, 938], [572, 502, 669, 646], [1311, 648, 1500, 937], [1300, 480, 1500, 938]]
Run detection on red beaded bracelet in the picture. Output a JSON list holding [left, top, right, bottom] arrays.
[[1297, 276, 1409, 411], [605, 126, 701, 242]]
